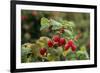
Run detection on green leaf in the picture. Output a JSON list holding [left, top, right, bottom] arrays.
[[60, 20, 75, 28], [50, 19, 63, 30], [57, 47, 63, 55], [66, 53, 76, 60], [68, 21, 75, 27], [64, 29, 73, 36], [41, 17, 49, 25], [76, 50, 89, 60], [80, 46, 86, 51], [47, 54, 55, 61], [21, 47, 32, 56], [40, 17, 50, 30]]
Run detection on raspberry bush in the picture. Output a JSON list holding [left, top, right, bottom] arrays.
[[21, 10, 90, 63]]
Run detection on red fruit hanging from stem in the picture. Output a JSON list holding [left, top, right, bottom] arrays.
[[68, 40, 74, 46], [64, 40, 77, 52], [64, 44, 70, 51], [40, 48, 47, 56], [53, 35, 60, 42], [59, 38, 66, 45], [48, 40, 53, 47], [71, 44, 77, 52]]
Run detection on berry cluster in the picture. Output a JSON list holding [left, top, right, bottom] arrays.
[[64, 40, 77, 52], [40, 35, 77, 56], [47, 35, 66, 47]]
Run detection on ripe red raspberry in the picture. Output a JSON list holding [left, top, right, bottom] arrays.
[[64, 44, 70, 51], [68, 40, 74, 46], [48, 40, 53, 47], [59, 38, 66, 45], [40, 48, 47, 56], [53, 35, 60, 42], [71, 44, 77, 52]]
